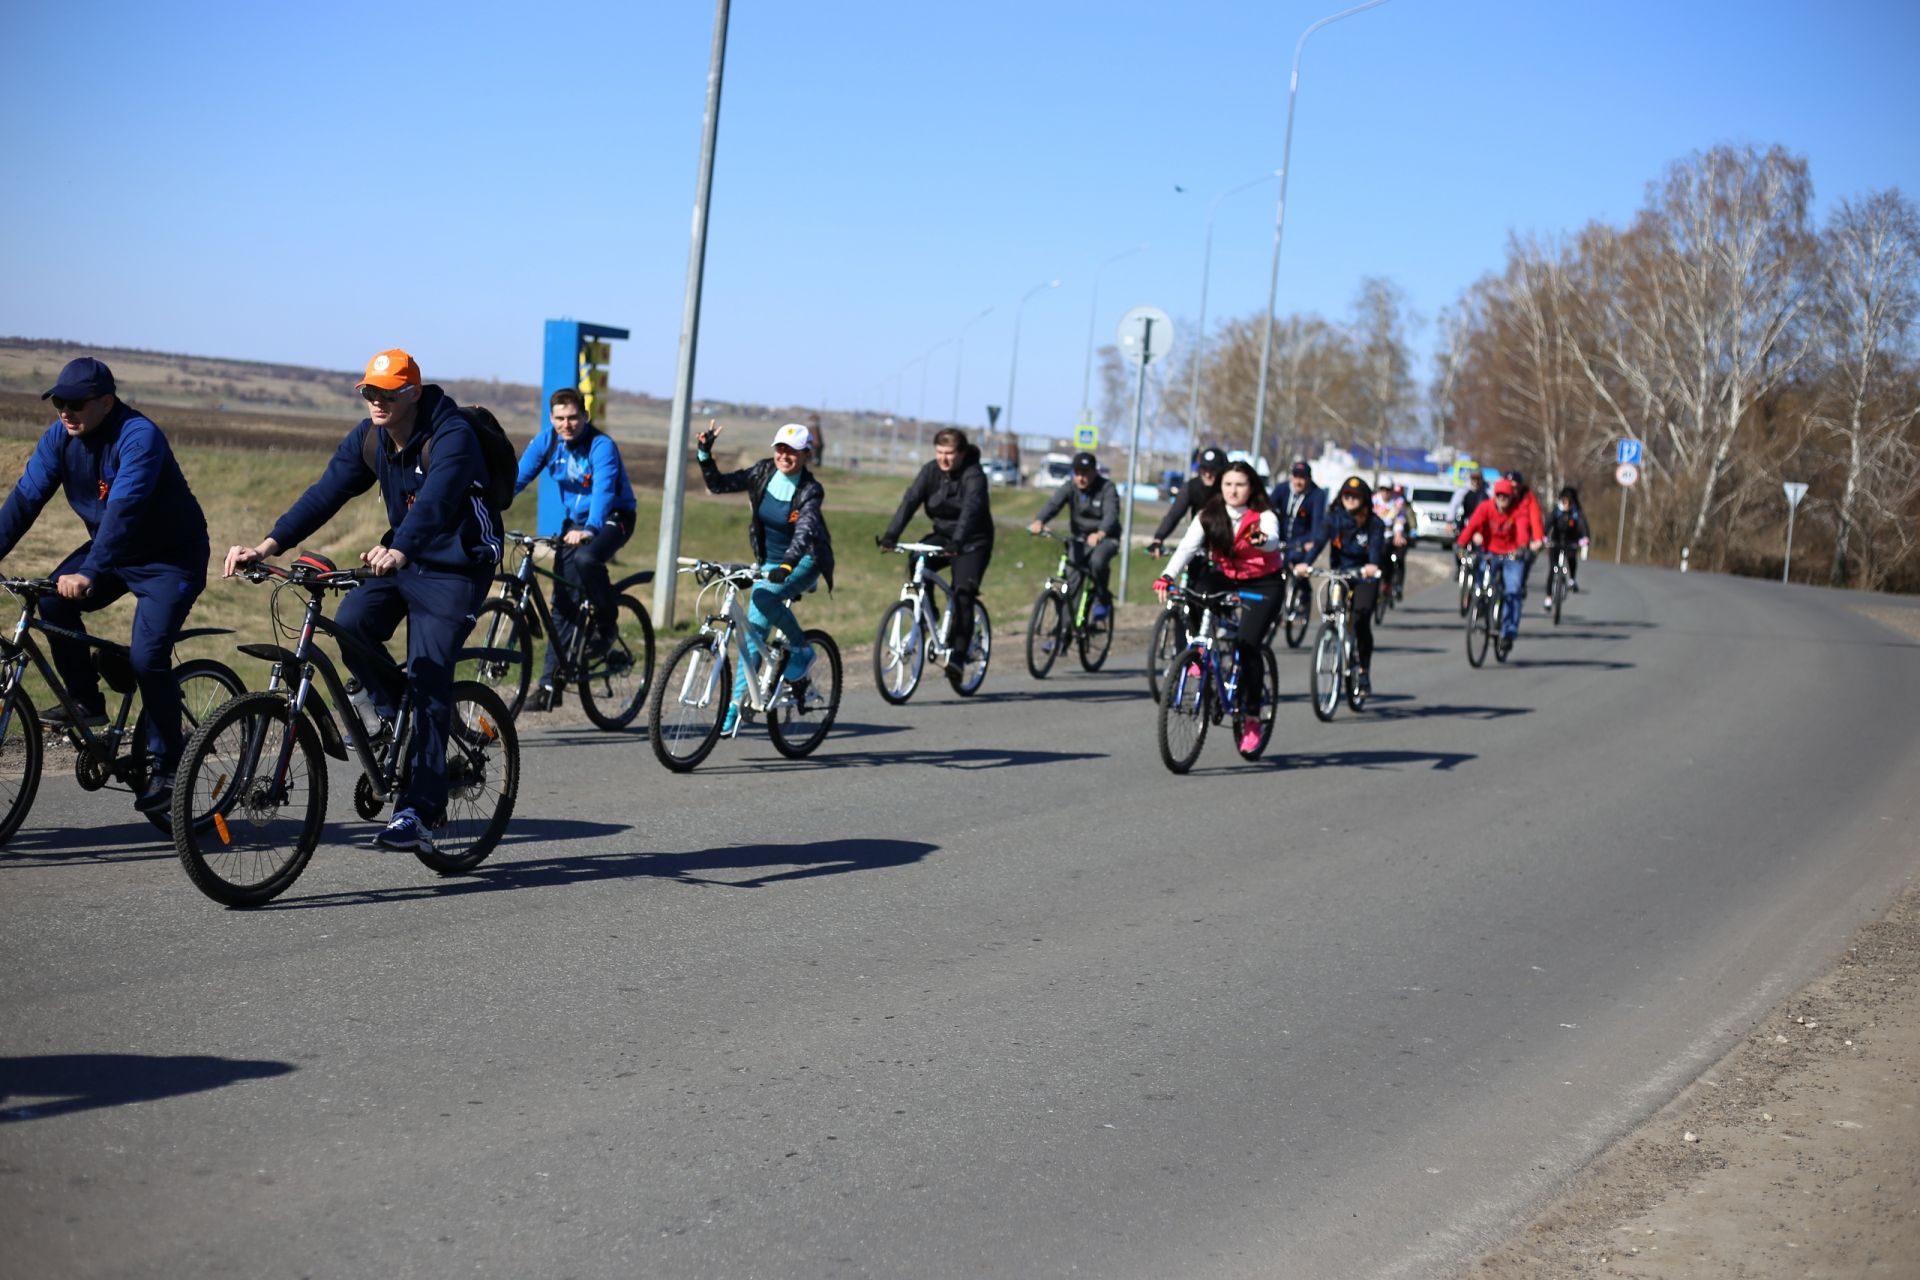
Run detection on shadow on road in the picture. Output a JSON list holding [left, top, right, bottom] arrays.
[[1365, 699, 1531, 723], [0, 1053, 294, 1123], [700, 746, 1106, 774], [259, 837, 939, 907], [1504, 656, 1635, 670], [1261, 748, 1477, 773], [965, 685, 1145, 706], [0, 820, 172, 865], [491, 818, 635, 848]]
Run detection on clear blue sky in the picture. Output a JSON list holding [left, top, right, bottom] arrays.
[[4, 0, 1917, 442]]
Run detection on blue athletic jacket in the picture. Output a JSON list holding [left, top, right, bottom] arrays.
[[1269, 481, 1329, 560], [1315, 504, 1389, 573], [269, 385, 500, 571], [513, 424, 637, 531], [0, 402, 209, 577]]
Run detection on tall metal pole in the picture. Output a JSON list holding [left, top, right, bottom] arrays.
[[653, 0, 730, 630], [1006, 279, 1059, 445], [1186, 174, 1278, 461], [916, 339, 952, 422], [1118, 319, 1154, 605], [1615, 485, 1627, 564], [1081, 245, 1147, 424], [1250, 0, 1391, 467], [1783, 502, 1797, 583], [950, 305, 994, 429]]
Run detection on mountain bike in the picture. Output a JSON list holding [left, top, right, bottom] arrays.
[[1464, 551, 1518, 668], [872, 541, 990, 702], [171, 554, 518, 907], [1456, 548, 1475, 617], [0, 577, 243, 844], [1024, 530, 1114, 678], [1307, 568, 1372, 721], [1281, 565, 1314, 649], [1155, 583, 1279, 773], [1546, 544, 1574, 626], [458, 530, 655, 728], [649, 558, 842, 773]]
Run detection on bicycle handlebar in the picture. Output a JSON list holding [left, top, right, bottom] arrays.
[[885, 541, 946, 556], [0, 577, 60, 598], [505, 530, 563, 549], [675, 557, 761, 587], [235, 561, 375, 589]]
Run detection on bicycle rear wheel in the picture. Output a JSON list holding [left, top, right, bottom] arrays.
[[1283, 580, 1310, 649], [1236, 646, 1280, 760], [0, 687, 44, 847], [947, 603, 991, 696], [1466, 597, 1491, 668], [1146, 609, 1184, 701], [457, 600, 533, 720], [416, 682, 518, 874], [1025, 593, 1065, 679], [578, 594, 655, 730], [769, 631, 841, 758], [132, 658, 248, 833], [1310, 624, 1342, 722], [649, 634, 731, 773], [1156, 647, 1209, 774], [872, 600, 924, 704], [1077, 596, 1114, 671], [172, 692, 327, 908]]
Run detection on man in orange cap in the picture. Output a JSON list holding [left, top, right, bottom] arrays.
[[225, 349, 501, 853]]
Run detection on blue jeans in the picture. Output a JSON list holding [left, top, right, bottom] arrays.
[[1499, 558, 1526, 639], [733, 556, 821, 704]]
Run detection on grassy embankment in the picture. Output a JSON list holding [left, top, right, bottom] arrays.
[[0, 431, 1167, 704]]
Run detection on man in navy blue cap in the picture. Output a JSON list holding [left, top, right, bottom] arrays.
[[0, 356, 211, 814]]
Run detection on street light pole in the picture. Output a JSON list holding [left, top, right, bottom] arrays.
[[1186, 172, 1279, 461], [950, 305, 995, 430], [653, 0, 730, 631], [1080, 245, 1148, 426], [916, 338, 953, 422], [1250, 0, 1392, 466], [1005, 278, 1060, 446]]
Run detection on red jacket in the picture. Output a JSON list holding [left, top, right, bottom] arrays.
[[1457, 497, 1540, 555], [1217, 509, 1282, 580]]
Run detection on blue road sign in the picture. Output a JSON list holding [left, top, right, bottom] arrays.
[[1617, 438, 1644, 466]]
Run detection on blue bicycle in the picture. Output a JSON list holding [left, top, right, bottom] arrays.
[[1155, 583, 1279, 773]]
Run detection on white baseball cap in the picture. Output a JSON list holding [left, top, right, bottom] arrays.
[[772, 422, 813, 451]]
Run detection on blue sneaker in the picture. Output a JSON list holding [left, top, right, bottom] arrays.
[[721, 701, 741, 736], [374, 807, 436, 853], [1091, 601, 1111, 623], [782, 645, 817, 683]]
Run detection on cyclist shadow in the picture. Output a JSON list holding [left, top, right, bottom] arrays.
[[262, 837, 939, 906], [0, 1053, 294, 1123], [1504, 657, 1635, 670], [1369, 642, 1446, 655], [1364, 699, 1532, 722], [703, 746, 1107, 774], [485, 818, 634, 848], [966, 683, 1144, 706], [0, 819, 174, 864], [1257, 747, 1478, 773]]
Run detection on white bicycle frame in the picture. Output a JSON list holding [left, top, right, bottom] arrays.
[[889, 541, 957, 659], [670, 559, 798, 718]]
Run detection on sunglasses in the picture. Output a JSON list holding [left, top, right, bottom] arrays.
[[51, 394, 98, 413], [360, 385, 411, 404]]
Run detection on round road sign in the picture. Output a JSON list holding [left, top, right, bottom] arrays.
[[1616, 462, 1640, 487], [1117, 305, 1174, 366]]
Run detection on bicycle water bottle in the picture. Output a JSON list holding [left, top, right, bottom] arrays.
[[344, 679, 381, 735]]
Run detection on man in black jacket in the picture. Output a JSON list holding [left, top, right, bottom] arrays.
[[1146, 446, 1226, 556], [879, 428, 993, 672], [1029, 451, 1123, 615]]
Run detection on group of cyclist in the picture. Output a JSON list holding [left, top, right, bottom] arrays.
[[1, 350, 1600, 852]]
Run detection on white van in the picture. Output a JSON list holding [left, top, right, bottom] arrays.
[[1408, 484, 1460, 544]]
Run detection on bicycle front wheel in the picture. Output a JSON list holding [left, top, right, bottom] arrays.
[[1156, 647, 1209, 774], [948, 603, 991, 696], [132, 658, 249, 834], [1466, 597, 1491, 668], [1458, 569, 1472, 617], [416, 682, 518, 874], [0, 687, 44, 847], [872, 600, 924, 704], [769, 630, 841, 758], [1345, 634, 1368, 712], [1077, 596, 1114, 671], [1146, 609, 1184, 701], [1310, 624, 1342, 722], [457, 600, 533, 720], [172, 692, 327, 908], [578, 594, 655, 731], [1284, 581, 1310, 649], [1551, 571, 1566, 626], [649, 634, 731, 772], [1026, 593, 1065, 679]]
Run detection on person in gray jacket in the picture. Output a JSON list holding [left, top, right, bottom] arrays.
[[1028, 451, 1122, 616]]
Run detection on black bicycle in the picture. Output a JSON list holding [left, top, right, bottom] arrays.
[[459, 530, 655, 728], [1464, 551, 1519, 668], [171, 553, 518, 907], [0, 576, 242, 843], [1281, 565, 1314, 649], [1024, 529, 1114, 678], [1546, 545, 1575, 626], [1155, 583, 1279, 773]]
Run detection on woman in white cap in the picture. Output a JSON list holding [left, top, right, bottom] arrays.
[[695, 419, 836, 733]]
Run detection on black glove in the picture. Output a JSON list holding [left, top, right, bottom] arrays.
[[1147, 540, 1164, 557], [768, 563, 793, 584], [876, 535, 896, 551], [695, 426, 718, 454]]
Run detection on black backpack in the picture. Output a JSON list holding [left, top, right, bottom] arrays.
[[361, 403, 519, 513]]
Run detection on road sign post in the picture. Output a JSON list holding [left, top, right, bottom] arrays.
[[1115, 305, 1173, 606], [1782, 481, 1809, 583], [1614, 461, 1639, 564]]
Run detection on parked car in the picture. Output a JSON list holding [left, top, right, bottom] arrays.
[[1408, 485, 1459, 544], [985, 458, 1020, 487]]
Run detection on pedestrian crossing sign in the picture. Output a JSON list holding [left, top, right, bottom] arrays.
[[1074, 424, 1098, 449]]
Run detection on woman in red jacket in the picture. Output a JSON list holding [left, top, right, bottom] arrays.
[[1456, 477, 1541, 651], [1153, 461, 1283, 754]]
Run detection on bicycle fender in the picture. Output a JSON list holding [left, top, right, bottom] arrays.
[[304, 693, 350, 762], [612, 569, 655, 592]]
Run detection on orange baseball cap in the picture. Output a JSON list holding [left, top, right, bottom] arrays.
[[357, 348, 422, 391]]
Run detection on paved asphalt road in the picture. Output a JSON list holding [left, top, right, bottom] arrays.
[[4, 558, 1917, 1279]]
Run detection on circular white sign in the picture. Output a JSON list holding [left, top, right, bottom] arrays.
[[1117, 305, 1174, 366], [1615, 462, 1640, 487]]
